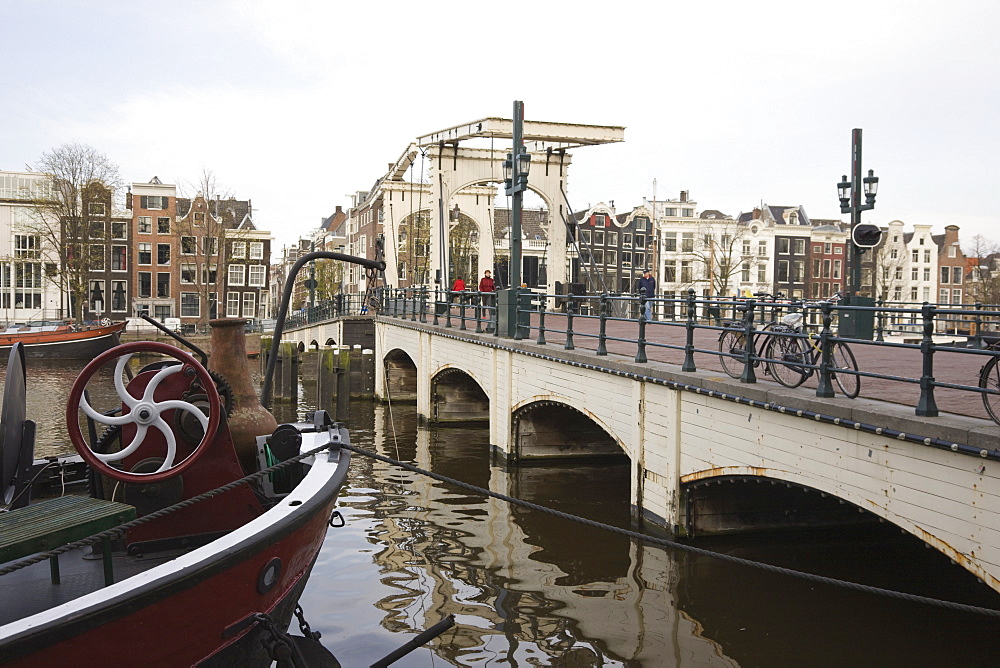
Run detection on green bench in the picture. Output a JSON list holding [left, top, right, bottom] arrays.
[[0, 495, 136, 586]]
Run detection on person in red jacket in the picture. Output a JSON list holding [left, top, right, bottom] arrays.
[[478, 270, 496, 310], [451, 276, 466, 304]]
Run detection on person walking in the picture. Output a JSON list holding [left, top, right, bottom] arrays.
[[638, 269, 656, 321], [478, 270, 495, 304], [451, 276, 466, 304]]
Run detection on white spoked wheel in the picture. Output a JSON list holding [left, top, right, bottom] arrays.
[[66, 342, 221, 484]]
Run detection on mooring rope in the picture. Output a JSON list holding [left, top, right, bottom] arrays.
[[339, 441, 1000, 619]]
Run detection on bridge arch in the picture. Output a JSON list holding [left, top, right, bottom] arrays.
[[431, 366, 489, 423], [383, 348, 418, 401], [511, 399, 626, 462]]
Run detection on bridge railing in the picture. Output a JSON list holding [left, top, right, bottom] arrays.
[[374, 286, 1000, 426]]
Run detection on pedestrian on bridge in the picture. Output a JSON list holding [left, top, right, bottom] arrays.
[[451, 276, 466, 304], [638, 269, 655, 321], [479, 270, 495, 306]]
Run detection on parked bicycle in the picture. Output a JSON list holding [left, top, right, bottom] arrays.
[[765, 308, 860, 398], [978, 338, 1000, 425], [717, 293, 788, 379]]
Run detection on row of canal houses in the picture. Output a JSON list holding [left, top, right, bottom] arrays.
[[325, 182, 983, 310], [0, 171, 272, 328]]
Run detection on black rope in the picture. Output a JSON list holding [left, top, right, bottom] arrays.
[[340, 441, 1000, 619], [0, 442, 336, 578]]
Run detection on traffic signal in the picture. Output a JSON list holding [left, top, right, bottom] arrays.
[[852, 224, 883, 248]]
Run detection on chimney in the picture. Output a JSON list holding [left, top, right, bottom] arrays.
[[752, 208, 761, 220], [335, 205, 343, 215], [680, 190, 688, 202]]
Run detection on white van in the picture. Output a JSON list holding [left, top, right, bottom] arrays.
[[163, 317, 182, 332]]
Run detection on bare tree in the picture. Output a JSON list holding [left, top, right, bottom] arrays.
[[687, 219, 750, 297], [965, 234, 1000, 305], [26, 143, 122, 322], [175, 168, 253, 326]]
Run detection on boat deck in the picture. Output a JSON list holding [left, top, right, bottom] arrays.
[[0, 545, 174, 625]]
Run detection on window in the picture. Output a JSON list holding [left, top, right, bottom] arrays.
[[138, 216, 152, 234], [635, 234, 645, 249], [758, 264, 767, 283], [228, 264, 245, 286], [202, 264, 218, 284], [181, 237, 197, 254], [226, 292, 241, 317], [833, 260, 841, 279], [14, 234, 40, 259], [777, 238, 790, 254], [682, 208, 694, 217], [789, 212, 798, 224], [157, 217, 170, 234], [758, 241, 767, 257], [157, 243, 170, 265], [911, 288, 918, 301], [894, 287, 902, 301], [895, 267, 903, 280], [813, 258, 821, 277], [156, 273, 170, 298], [923, 287, 930, 301], [793, 261, 804, 282], [141, 195, 166, 210], [952, 289, 962, 304], [949, 246, 957, 258], [634, 216, 649, 231], [242, 292, 256, 318], [594, 231, 605, 246], [664, 262, 676, 282], [778, 260, 789, 282], [112, 222, 127, 239], [742, 263, 751, 282], [181, 263, 197, 283], [88, 202, 106, 215], [663, 233, 676, 251], [681, 233, 693, 252], [745, 241, 753, 256], [953, 267, 963, 284], [231, 241, 247, 259], [680, 261, 692, 283], [605, 250, 617, 266], [941, 267, 951, 284], [249, 242, 264, 260], [138, 272, 151, 298], [248, 264, 266, 287], [89, 280, 105, 312], [924, 268, 931, 281], [194, 212, 205, 225], [664, 208, 677, 216], [834, 246, 842, 254], [204, 237, 218, 255], [89, 245, 104, 270], [607, 232, 618, 247], [111, 281, 127, 311], [812, 283, 821, 298], [154, 304, 171, 320], [890, 248, 898, 259], [592, 249, 604, 264], [181, 292, 200, 317], [793, 239, 805, 255], [912, 268, 919, 281], [138, 243, 152, 265], [622, 251, 632, 267], [940, 288, 949, 304], [634, 252, 644, 267], [823, 259, 831, 278], [912, 250, 920, 263], [924, 250, 931, 263], [108, 245, 125, 271], [919, 237, 925, 245], [823, 243, 832, 254], [580, 230, 592, 244], [623, 233, 633, 248]]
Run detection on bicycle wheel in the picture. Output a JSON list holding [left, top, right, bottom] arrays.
[[718, 329, 746, 379], [980, 356, 1000, 426], [765, 333, 809, 388], [831, 342, 860, 398]]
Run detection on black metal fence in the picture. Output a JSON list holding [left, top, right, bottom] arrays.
[[372, 287, 1000, 426]]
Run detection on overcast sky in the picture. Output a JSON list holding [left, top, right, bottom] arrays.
[[4, 1, 998, 253]]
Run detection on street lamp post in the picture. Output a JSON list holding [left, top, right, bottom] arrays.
[[503, 100, 531, 288], [838, 128, 880, 296]]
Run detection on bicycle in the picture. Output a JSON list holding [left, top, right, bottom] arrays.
[[977, 339, 1000, 425], [765, 308, 860, 398], [717, 293, 788, 379]]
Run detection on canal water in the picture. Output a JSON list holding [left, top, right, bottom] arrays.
[[16, 359, 1000, 666]]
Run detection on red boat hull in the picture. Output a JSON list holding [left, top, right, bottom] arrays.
[[0, 449, 349, 667], [0, 322, 126, 359]]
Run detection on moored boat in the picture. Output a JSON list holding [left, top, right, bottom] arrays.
[[0, 320, 127, 359]]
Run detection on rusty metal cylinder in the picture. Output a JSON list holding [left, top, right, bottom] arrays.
[[208, 318, 277, 471]]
